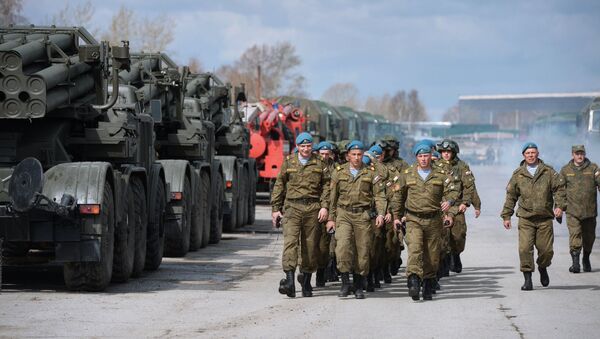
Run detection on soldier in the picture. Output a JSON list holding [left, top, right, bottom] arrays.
[[327, 140, 386, 299], [501, 142, 566, 290], [435, 139, 481, 273], [559, 145, 600, 273], [271, 132, 330, 298], [392, 141, 459, 301]]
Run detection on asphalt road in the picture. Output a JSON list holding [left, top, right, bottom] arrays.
[[1, 165, 599, 338]]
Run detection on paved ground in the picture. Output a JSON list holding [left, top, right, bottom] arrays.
[[1, 165, 599, 338]]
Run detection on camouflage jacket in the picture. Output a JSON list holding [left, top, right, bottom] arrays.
[[271, 153, 331, 212], [435, 157, 481, 210], [501, 159, 566, 220], [391, 164, 461, 218], [560, 159, 600, 219], [328, 163, 387, 221]]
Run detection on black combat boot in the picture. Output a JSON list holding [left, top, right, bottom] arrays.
[[354, 275, 365, 299], [338, 273, 351, 297], [451, 253, 463, 273], [383, 265, 392, 283], [390, 258, 400, 276], [366, 271, 375, 292], [280, 270, 296, 297], [432, 278, 440, 294], [422, 279, 433, 300], [297, 272, 304, 285], [302, 272, 313, 297], [569, 250, 581, 273], [521, 272, 533, 291], [443, 255, 451, 277], [316, 268, 326, 287], [583, 251, 592, 272], [408, 274, 421, 301], [539, 267, 550, 287]]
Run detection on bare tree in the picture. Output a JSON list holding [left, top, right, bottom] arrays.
[[407, 89, 428, 121], [364, 94, 392, 119], [187, 57, 203, 73], [0, 0, 27, 25], [442, 105, 460, 122], [321, 82, 360, 109], [50, 0, 97, 34], [138, 16, 174, 52]]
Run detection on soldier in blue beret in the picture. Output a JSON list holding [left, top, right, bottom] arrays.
[[295, 132, 313, 145]]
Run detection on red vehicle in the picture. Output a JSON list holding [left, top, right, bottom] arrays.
[[247, 99, 305, 192]]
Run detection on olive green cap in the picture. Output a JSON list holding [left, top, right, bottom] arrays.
[[572, 145, 586, 153]]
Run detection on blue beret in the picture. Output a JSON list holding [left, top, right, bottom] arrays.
[[362, 155, 371, 165], [432, 151, 441, 158], [521, 141, 538, 154], [316, 141, 333, 151], [295, 132, 313, 145], [368, 145, 383, 156], [413, 141, 432, 155], [346, 140, 364, 151]]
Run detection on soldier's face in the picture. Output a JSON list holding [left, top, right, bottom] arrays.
[[348, 150, 364, 167], [573, 151, 585, 165], [523, 148, 539, 165], [417, 153, 432, 168], [441, 150, 453, 161], [298, 143, 313, 158], [319, 150, 332, 160]]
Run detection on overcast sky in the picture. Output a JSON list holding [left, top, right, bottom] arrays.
[[21, 0, 600, 118]]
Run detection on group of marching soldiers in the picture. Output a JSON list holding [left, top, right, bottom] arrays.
[[271, 132, 599, 300]]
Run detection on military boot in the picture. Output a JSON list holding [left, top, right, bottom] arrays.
[[280, 270, 296, 297], [451, 253, 463, 273], [390, 258, 400, 276], [302, 273, 313, 297], [539, 267, 550, 287], [407, 274, 421, 301], [569, 251, 581, 273], [521, 272, 533, 291], [383, 265, 392, 283], [443, 255, 451, 277], [432, 278, 440, 294], [422, 279, 433, 300], [354, 275, 365, 299], [297, 272, 304, 285], [366, 271, 375, 292], [338, 273, 351, 297], [316, 268, 326, 287], [583, 251, 592, 272]]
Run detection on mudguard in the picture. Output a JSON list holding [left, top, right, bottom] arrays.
[[215, 155, 237, 184], [43, 162, 114, 207], [158, 159, 192, 200]]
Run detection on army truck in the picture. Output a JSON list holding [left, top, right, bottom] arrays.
[[0, 26, 168, 291], [185, 72, 256, 232]]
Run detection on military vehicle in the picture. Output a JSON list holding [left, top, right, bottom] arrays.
[[0, 26, 168, 291]]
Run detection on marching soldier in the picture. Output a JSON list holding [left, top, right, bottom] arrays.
[[271, 132, 330, 298], [327, 140, 386, 299], [501, 142, 566, 290], [559, 145, 600, 273], [392, 141, 459, 301]]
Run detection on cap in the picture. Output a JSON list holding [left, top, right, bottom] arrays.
[[368, 145, 383, 156], [572, 145, 586, 153], [413, 141, 432, 155], [346, 140, 365, 151], [295, 132, 313, 145], [316, 141, 333, 151], [521, 141, 538, 154], [362, 155, 372, 165]]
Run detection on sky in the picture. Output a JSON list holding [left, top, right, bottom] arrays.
[[20, 0, 600, 119]]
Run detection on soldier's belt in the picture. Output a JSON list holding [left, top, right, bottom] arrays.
[[286, 197, 320, 205], [406, 209, 441, 219], [339, 205, 369, 213]]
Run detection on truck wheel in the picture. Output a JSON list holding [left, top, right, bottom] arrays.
[[64, 182, 115, 291], [112, 180, 136, 282], [200, 171, 211, 248], [145, 178, 165, 271], [131, 176, 148, 278], [209, 172, 224, 244], [164, 177, 191, 257], [190, 172, 203, 251], [223, 168, 238, 232]]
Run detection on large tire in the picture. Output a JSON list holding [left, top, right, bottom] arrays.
[[131, 176, 148, 278], [64, 182, 115, 291], [222, 168, 238, 232], [237, 167, 249, 228], [247, 168, 256, 225], [1, 242, 29, 257], [112, 180, 136, 283], [189, 171, 203, 251], [164, 177, 191, 257], [209, 171, 224, 244], [145, 178, 165, 271], [199, 171, 211, 248]]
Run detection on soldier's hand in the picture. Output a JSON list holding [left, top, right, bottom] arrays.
[[393, 219, 401, 231], [384, 213, 392, 223], [553, 208, 563, 218], [475, 209, 481, 218], [326, 220, 336, 232], [441, 201, 451, 212], [401, 216, 407, 224], [318, 208, 329, 223], [503, 219, 511, 230], [272, 211, 283, 228], [458, 203, 467, 213], [443, 215, 453, 228], [375, 215, 385, 228]]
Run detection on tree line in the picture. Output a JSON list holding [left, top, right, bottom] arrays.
[[1, 0, 429, 122]]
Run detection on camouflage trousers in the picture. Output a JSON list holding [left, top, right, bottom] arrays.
[[335, 209, 373, 276], [566, 214, 596, 253], [317, 223, 336, 269], [518, 217, 554, 272], [385, 221, 403, 263], [449, 213, 467, 254], [370, 220, 385, 270], [405, 212, 442, 279], [281, 201, 320, 273]]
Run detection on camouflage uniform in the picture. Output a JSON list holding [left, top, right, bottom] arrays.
[[317, 158, 337, 281], [383, 158, 410, 275], [501, 160, 566, 273]]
